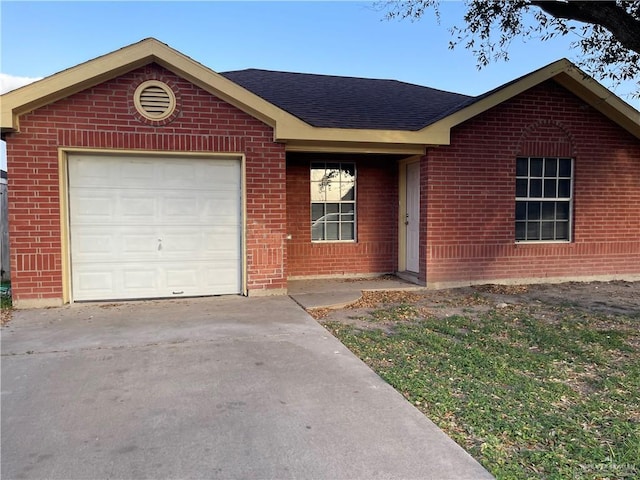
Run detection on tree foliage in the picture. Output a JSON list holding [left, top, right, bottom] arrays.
[[381, 1, 640, 94]]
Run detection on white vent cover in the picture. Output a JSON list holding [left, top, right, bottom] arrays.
[[134, 80, 176, 120]]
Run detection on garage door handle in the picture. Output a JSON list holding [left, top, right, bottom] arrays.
[[173, 291, 184, 295]]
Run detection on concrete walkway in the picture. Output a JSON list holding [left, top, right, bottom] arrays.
[[289, 275, 425, 309], [1, 295, 492, 479]]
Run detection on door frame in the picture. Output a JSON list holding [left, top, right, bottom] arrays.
[[59, 148, 247, 304], [397, 156, 421, 275]]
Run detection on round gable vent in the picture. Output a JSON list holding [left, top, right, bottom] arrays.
[[134, 80, 176, 121]]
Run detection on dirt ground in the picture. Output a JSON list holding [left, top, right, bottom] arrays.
[[0, 304, 10, 326], [2, 280, 638, 328], [309, 280, 640, 329]]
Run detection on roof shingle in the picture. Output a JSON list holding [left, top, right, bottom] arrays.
[[221, 69, 473, 131]]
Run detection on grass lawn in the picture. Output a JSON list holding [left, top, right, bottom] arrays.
[[321, 287, 639, 479]]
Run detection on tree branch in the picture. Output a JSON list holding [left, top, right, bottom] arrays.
[[530, 1, 640, 53]]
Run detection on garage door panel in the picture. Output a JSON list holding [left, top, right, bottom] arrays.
[[122, 233, 159, 256], [119, 160, 156, 187], [73, 270, 114, 296], [70, 193, 113, 220], [162, 163, 199, 188], [122, 269, 158, 291], [165, 268, 198, 289], [119, 194, 156, 220], [70, 158, 113, 187], [162, 194, 240, 223], [161, 160, 239, 188], [201, 199, 240, 223], [72, 234, 113, 256], [203, 265, 240, 293], [72, 226, 158, 262], [69, 155, 242, 301], [202, 230, 240, 256]]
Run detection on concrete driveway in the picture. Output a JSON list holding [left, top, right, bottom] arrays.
[[1, 296, 492, 479]]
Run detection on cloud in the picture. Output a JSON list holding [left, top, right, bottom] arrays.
[[0, 73, 42, 94]]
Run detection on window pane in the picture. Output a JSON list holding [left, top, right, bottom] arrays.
[[341, 222, 354, 240], [326, 222, 339, 241], [514, 157, 572, 243], [530, 158, 543, 177], [341, 183, 355, 201], [311, 203, 324, 221], [528, 202, 541, 220], [340, 203, 354, 214], [310, 182, 325, 202], [325, 183, 341, 201], [541, 222, 555, 240], [310, 164, 325, 181], [326, 203, 339, 214], [556, 221, 569, 240], [340, 164, 355, 181], [516, 158, 528, 177], [559, 159, 572, 177], [556, 202, 569, 220], [545, 158, 557, 177], [530, 179, 542, 198], [544, 179, 557, 198], [312, 222, 324, 241], [310, 162, 356, 242], [542, 202, 555, 220]]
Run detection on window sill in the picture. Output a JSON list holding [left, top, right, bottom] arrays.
[[515, 240, 571, 245], [311, 240, 357, 244]]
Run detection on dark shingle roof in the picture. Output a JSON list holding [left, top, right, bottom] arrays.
[[221, 69, 473, 131]]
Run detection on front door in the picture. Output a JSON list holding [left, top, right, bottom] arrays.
[[405, 162, 420, 273]]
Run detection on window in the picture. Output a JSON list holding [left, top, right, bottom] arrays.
[[311, 162, 356, 241], [515, 157, 572, 242]]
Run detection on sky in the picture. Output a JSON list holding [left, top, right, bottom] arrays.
[[1, 0, 639, 169]]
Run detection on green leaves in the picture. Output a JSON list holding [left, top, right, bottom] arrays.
[[380, 0, 640, 97]]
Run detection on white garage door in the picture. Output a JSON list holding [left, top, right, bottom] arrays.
[[68, 154, 241, 301]]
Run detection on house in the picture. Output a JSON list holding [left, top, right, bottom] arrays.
[[1, 38, 638, 308]]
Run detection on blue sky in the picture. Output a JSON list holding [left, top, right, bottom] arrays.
[[1, 1, 638, 168]]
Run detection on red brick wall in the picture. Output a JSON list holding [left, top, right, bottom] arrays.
[[287, 154, 398, 277], [6, 63, 286, 303], [424, 80, 640, 285]]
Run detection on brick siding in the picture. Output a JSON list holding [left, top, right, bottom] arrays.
[[286, 154, 398, 277], [6, 64, 286, 302], [6, 70, 639, 303], [423, 80, 640, 285]]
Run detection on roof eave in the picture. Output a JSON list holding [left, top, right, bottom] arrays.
[[0, 38, 299, 134], [553, 71, 640, 138], [423, 59, 640, 139], [0, 37, 453, 147], [3, 42, 637, 150], [1, 40, 159, 131], [275, 124, 450, 148]]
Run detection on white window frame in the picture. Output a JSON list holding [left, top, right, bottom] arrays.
[[515, 157, 573, 243], [310, 162, 357, 242]]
